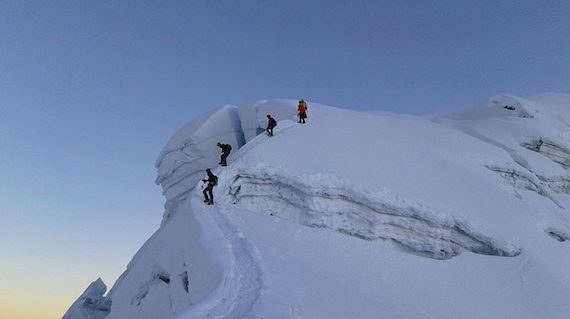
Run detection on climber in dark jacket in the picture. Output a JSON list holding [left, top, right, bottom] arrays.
[[266, 114, 277, 136], [202, 168, 218, 205], [217, 142, 232, 167]]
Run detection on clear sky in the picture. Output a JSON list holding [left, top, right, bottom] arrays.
[[0, 1, 568, 318]]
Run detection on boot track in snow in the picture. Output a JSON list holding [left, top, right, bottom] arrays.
[[181, 187, 262, 318]]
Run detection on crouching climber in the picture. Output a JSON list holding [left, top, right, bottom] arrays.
[[266, 114, 277, 136], [202, 169, 218, 205], [217, 142, 232, 166]]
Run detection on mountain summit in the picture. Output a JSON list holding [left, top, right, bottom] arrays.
[[65, 95, 570, 319]]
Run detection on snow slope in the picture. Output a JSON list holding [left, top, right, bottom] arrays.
[[65, 95, 570, 318]]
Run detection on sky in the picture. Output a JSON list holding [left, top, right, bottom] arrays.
[[0, 1, 568, 318]]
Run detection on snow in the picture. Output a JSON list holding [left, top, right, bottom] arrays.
[[62, 278, 111, 319], [226, 164, 519, 259], [103, 198, 222, 319], [236, 99, 298, 141], [154, 105, 243, 223], [154, 101, 297, 225], [65, 94, 570, 319]]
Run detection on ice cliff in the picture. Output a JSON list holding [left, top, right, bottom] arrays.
[[65, 94, 570, 319], [154, 101, 296, 224]]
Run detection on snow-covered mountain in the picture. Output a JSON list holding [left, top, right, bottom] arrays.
[[64, 94, 570, 319]]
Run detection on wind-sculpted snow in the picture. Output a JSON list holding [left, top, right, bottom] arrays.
[[440, 94, 570, 209], [484, 165, 565, 208], [226, 166, 521, 260], [155, 101, 296, 225], [131, 264, 172, 306], [154, 105, 245, 223], [236, 99, 299, 141], [444, 94, 537, 120], [102, 198, 223, 319], [522, 138, 570, 169], [62, 278, 111, 319], [538, 175, 570, 195], [488, 162, 570, 201], [486, 94, 535, 118], [65, 95, 570, 319]]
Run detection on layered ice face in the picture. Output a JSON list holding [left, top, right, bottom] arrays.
[[65, 94, 570, 319], [154, 101, 296, 224]]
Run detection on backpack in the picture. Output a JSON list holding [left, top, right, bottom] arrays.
[[212, 175, 218, 186]]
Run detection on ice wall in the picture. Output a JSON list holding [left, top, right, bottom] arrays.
[[237, 99, 298, 141], [154, 105, 244, 223], [155, 101, 296, 224]]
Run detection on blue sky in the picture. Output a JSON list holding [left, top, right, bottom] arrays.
[[0, 1, 569, 318]]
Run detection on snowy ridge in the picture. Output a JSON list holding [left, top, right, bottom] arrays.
[[226, 165, 520, 259], [178, 187, 262, 318], [65, 94, 570, 319], [435, 93, 570, 209], [444, 93, 537, 120]]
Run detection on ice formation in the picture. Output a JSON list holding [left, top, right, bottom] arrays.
[[65, 94, 570, 319]]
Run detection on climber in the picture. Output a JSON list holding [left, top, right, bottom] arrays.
[[217, 142, 232, 167], [266, 114, 277, 136], [297, 99, 308, 124], [202, 168, 218, 205]]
